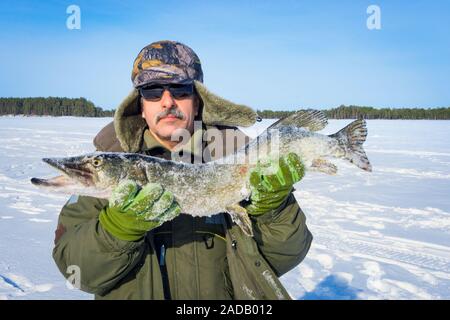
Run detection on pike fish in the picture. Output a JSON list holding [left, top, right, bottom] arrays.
[[31, 110, 372, 236]]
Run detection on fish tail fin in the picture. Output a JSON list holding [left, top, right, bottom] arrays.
[[329, 119, 372, 172]]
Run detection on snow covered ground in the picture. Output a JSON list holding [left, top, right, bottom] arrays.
[[0, 116, 449, 300]]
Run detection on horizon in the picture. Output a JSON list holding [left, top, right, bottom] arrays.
[[1, 96, 450, 111], [1, 0, 449, 110], [2, 96, 450, 113]]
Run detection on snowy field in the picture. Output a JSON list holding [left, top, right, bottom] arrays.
[[0, 116, 449, 300]]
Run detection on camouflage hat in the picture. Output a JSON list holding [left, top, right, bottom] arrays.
[[131, 40, 203, 88]]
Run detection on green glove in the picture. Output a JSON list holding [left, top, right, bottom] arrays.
[[99, 180, 181, 241], [246, 152, 305, 216]]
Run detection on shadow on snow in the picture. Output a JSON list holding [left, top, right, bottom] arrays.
[[299, 274, 362, 300]]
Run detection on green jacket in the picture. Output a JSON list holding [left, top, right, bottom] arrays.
[[52, 86, 313, 299]]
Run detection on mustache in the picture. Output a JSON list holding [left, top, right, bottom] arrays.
[[155, 108, 185, 123]]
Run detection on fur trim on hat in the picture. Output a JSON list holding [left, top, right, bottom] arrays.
[[194, 81, 257, 128], [113, 83, 258, 152], [113, 89, 146, 152]]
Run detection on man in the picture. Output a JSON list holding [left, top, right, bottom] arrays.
[[53, 40, 313, 299]]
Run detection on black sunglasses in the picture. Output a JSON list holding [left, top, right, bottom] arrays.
[[139, 83, 194, 101]]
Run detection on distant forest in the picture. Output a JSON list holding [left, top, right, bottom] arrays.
[[0, 97, 114, 117], [1, 98, 449, 119], [258, 105, 450, 120]]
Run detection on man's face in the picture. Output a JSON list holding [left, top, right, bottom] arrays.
[[141, 87, 199, 141]]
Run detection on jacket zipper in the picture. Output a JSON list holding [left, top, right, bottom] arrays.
[[159, 245, 166, 266]]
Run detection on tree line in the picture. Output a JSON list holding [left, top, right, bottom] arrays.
[[0, 97, 114, 117], [325, 105, 450, 120], [1, 98, 449, 119], [258, 105, 450, 120]]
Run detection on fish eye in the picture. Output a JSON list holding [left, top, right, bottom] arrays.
[[92, 157, 103, 167]]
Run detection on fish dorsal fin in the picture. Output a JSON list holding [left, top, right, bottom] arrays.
[[268, 109, 328, 131]]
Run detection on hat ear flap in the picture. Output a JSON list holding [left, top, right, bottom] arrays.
[[114, 89, 147, 152], [194, 81, 257, 127]]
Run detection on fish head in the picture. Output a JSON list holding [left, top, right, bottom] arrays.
[[31, 152, 128, 197]]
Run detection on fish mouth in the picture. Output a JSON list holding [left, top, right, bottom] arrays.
[[31, 157, 94, 188], [30, 175, 79, 187]]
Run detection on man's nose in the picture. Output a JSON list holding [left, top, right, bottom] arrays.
[[160, 89, 176, 108]]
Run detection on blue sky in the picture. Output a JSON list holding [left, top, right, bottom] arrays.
[[0, 0, 449, 110]]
